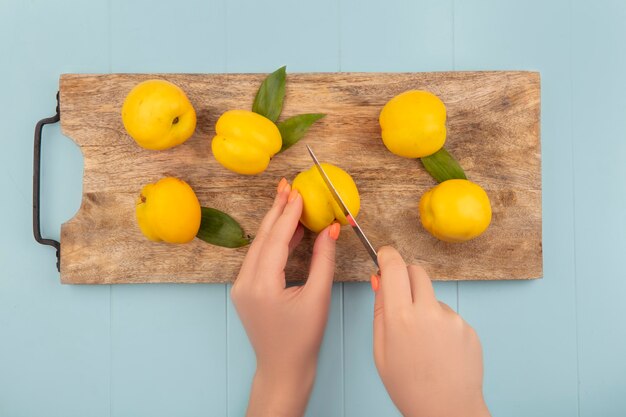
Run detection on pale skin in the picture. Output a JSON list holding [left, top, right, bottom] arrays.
[[231, 178, 491, 417]]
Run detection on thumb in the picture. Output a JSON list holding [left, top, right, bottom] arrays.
[[304, 223, 339, 299], [373, 274, 385, 366]]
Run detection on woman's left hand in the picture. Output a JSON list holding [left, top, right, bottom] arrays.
[[231, 178, 340, 417]]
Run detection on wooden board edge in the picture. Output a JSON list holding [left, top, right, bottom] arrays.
[[58, 70, 541, 77]]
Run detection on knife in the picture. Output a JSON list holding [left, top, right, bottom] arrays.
[[305, 145, 379, 268]]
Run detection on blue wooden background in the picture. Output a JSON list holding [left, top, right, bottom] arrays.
[[1, 0, 625, 416]]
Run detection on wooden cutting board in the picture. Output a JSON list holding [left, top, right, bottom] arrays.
[[58, 71, 541, 284]]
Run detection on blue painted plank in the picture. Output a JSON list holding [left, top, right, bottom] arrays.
[[339, 0, 454, 72], [305, 284, 344, 417], [225, 0, 340, 73], [111, 0, 226, 73], [109, 1, 228, 416], [454, 1, 579, 416], [571, 2, 626, 416], [340, 1, 456, 415], [342, 283, 400, 417], [0, 1, 111, 416], [224, 1, 343, 415], [110, 284, 227, 416]]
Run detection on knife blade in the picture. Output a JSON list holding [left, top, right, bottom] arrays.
[[305, 145, 379, 268]]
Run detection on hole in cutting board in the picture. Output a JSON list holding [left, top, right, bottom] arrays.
[[40, 123, 84, 241]]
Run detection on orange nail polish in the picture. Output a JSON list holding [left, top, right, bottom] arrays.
[[370, 274, 380, 292], [277, 178, 287, 193], [329, 222, 340, 240], [288, 189, 299, 203]]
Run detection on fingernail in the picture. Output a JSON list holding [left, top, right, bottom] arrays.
[[288, 189, 299, 203], [370, 274, 380, 292], [329, 222, 340, 240], [277, 178, 288, 194]]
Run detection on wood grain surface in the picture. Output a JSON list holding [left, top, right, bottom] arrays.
[[58, 71, 541, 284]]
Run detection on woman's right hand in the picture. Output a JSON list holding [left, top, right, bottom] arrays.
[[373, 246, 490, 417]]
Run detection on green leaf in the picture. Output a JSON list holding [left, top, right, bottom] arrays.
[[196, 207, 252, 248], [420, 147, 467, 183], [252, 66, 286, 122], [277, 113, 326, 152]]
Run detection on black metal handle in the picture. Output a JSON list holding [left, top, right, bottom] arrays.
[[33, 92, 61, 272]]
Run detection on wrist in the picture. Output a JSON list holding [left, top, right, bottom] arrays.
[[246, 364, 317, 417]]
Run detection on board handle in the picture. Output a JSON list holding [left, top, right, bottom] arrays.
[[33, 92, 61, 272]]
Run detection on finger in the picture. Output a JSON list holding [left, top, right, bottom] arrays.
[[304, 223, 338, 299], [407, 264, 437, 307], [377, 246, 412, 314], [238, 180, 291, 279], [373, 275, 385, 368], [288, 223, 305, 257], [256, 189, 304, 285], [248, 181, 291, 254]]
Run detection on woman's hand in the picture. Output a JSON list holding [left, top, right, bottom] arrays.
[[373, 246, 490, 417], [231, 178, 340, 417]]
